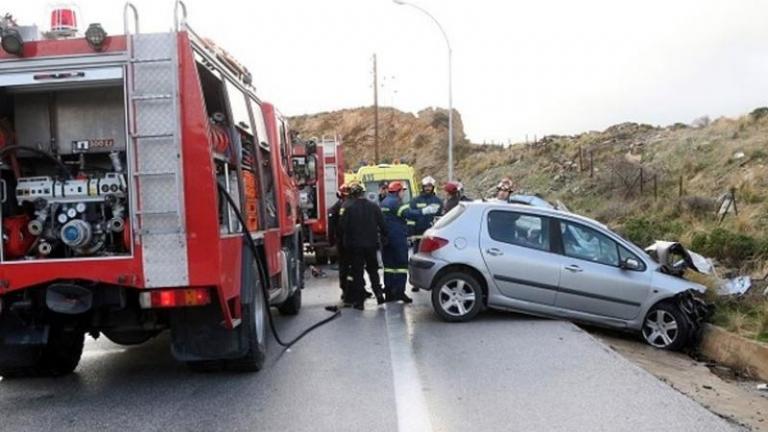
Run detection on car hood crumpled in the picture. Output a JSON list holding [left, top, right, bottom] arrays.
[[644, 241, 714, 275]]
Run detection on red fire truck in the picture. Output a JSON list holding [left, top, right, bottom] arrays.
[[0, 2, 308, 376], [294, 136, 344, 264]]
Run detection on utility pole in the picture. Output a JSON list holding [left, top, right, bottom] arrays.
[[373, 54, 379, 164]]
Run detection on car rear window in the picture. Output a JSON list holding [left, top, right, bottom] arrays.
[[433, 204, 466, 229]]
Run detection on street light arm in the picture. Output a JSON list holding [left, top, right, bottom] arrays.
[[394, 1, 451, 52]]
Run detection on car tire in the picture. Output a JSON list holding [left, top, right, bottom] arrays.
[[641, 302, 690, 351], [431, 271, 483, 322], [277, 286, 302, 316]]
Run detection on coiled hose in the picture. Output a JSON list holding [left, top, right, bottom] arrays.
[[217, 182, 340, 348]]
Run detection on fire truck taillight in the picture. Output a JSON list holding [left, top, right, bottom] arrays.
[[139, 288, 212, 309]]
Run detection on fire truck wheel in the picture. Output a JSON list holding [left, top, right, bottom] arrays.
[[0, 327, 84, 378], [277, 286, 302, 316], [227, 267, 267, 372]]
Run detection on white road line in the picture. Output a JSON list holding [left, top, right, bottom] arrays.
[[385, 303, 434, 432]]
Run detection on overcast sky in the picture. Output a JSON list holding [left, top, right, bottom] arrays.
[[10, 0, 768, 143]]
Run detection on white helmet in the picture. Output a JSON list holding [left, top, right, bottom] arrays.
[[421, 176, 436, 186]]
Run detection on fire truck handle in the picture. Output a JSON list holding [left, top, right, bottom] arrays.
[[216, 182, 341, 349]]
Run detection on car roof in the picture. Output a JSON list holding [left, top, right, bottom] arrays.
[[460, 200, 609, 230]]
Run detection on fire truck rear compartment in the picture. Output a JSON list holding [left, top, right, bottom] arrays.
[[0, 81, 131, 261]]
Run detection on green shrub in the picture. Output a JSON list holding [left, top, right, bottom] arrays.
[[750, 107, 768, 121], [688, 227, 767, 264], [621, 217, 685, 247]]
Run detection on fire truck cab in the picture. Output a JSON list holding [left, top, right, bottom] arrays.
[[0, 2, 304, 376]]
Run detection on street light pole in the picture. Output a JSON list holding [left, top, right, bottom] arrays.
[[393, 0, 453, 181]]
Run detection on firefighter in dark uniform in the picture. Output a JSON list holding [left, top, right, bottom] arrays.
[[380, 181, 424, 303], [408, 176, 442, 253], [328, 183, 349, 301], [339, 181, 388, 309]]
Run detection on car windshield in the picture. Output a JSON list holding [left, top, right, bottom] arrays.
[[364, 180, 412, 203]]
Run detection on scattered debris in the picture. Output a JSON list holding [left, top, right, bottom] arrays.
[[733, 151, 746, 160], [758, 383, 768, 391], [310, 266, 326, 278], [719, 276, 751, 297]]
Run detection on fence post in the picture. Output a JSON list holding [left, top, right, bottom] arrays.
[[639, 168, 644, 194], [678, 175, 684, 197], [578, 146, 583, 172], [653, 174, 658, 200], [589, 151, 594, 178], [731, 187, 738, 215]]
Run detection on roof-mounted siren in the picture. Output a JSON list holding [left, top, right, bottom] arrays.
[[49, 4, 79, 38]]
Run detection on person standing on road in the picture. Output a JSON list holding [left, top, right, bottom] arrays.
[[328, 183, 350, 302], [381, 181, 422, 303], [408, 176, 442, 253], [339, 182, 388, 309]]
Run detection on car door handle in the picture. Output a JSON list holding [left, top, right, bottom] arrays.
[[564, 265, 583, 273], [486, 248, 503, 256]]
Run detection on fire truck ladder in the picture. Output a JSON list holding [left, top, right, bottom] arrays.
[[124, 3, 189, 287]]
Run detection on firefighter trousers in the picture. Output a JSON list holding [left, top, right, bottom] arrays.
[[382, 243, 409, 299], [347, 247, 378, 305]]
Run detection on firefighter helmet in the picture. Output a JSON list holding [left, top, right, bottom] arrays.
[[387, 181, 406, 193], [421, 176, 436, 187], [347, 181, 364, 196], [443, 181, 460, 194]]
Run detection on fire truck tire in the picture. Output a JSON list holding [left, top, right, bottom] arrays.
[[277, 286, 302, 316], [0, 327, 84, 378], [226, 265, 267, 372]]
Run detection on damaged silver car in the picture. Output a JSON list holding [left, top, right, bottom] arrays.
[[409, 202, 711, 350]]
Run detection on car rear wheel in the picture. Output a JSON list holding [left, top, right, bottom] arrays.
[[641, 302, 690, 351], [431, 272, 483, 322]]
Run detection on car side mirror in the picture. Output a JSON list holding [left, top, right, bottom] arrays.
[[620, 257, 641, 271]]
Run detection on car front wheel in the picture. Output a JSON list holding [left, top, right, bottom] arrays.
[[431, 272, 483, 322], [641, 302, 690, 351]]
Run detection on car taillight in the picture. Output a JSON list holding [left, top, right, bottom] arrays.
[[139, 288, 211, 309], [419, 236, 449, 253]]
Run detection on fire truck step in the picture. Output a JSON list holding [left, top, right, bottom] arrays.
[[139, 228, 183, 235], [132, 94, 173, 101], [135, 210, 180, 216], [131, 133, 175, 140], [131, 57, 173, 64], [134, 171, 177, 177]]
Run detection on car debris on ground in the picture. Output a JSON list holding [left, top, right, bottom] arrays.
[[645, 240, 753, 297]]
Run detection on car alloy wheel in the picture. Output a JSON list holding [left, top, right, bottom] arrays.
[[642, 309, 679, 348], [438, 279, 477, 318]]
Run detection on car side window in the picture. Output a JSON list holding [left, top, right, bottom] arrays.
[[560, 221, 619, 266], [488, 211, 550, 252], [619, 245, 646, 271]]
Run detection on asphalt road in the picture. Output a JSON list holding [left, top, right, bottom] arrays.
[[0, 268, 737, 432]]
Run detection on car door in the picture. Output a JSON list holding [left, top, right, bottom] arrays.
[[480, 209, 565, 306], [554, 219, 652, 320]]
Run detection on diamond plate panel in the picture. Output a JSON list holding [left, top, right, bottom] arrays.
[[135, 99, 175, 136], [138, 175, 180, 213], [134, 33, 174, 61], [134, 61, 174, 96], [142, 233, 188, 287], [141, 213, 180, 233], [136, 137, 178, 173]]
